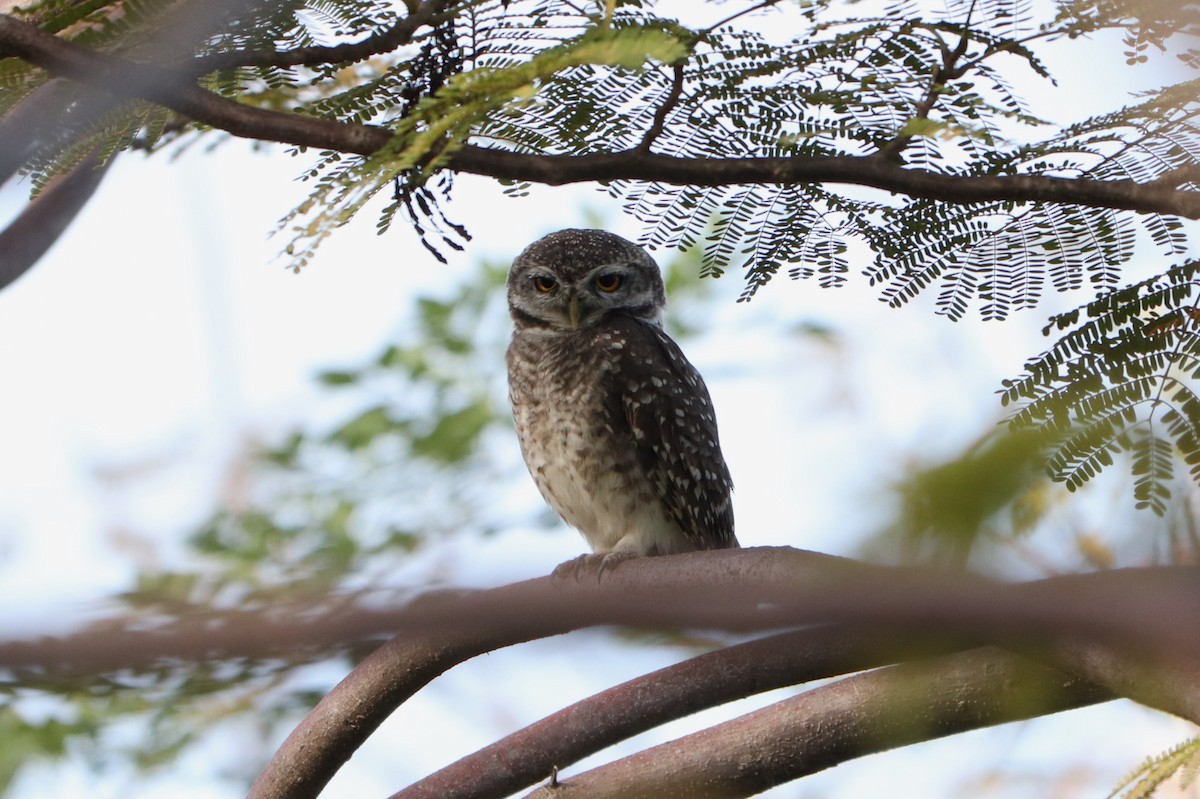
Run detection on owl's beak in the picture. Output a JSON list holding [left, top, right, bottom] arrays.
[[567, 296, 582, 330]]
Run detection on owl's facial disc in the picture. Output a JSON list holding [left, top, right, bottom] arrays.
[[516, 261, 641, 331]]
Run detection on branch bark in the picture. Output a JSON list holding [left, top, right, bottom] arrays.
[[2, 549, 1198, 799], [228, 549, 1200, 799], [519, 647, 1109, 799], [0, 547, 1187, 799], [2, 13, 1198, 218], [0, 152, 112, 289], [392, 625, 973, 799]]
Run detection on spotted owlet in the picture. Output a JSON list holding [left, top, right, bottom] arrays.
[[506, 228, 737, 557]]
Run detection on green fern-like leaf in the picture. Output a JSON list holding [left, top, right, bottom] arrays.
[[1109, 736, 1200, 799], [1003, 260, 1200, 513], [1, 0, 1196, 297], [281, 19, 690, 266]]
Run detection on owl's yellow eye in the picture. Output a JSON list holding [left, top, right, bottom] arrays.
[[594, 273, 622, 293], [533, 275, 557, 293]]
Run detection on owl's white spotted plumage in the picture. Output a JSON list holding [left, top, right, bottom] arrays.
[[506, 228, 737, 556]]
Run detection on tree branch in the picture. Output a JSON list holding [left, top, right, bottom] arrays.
[[245, 620, 558, 799], [0, 547, 1192, 799], [392, 625, 974, 799], [0, 152, 112, 290], [231, 549, 1200, 799], [635, 61, 685, 155], [185, 0, 454, 74], [3, 549, 1199, 799], [520, 647, 1109, 799], [875, 20, 972, 162], [2, 14, 1198, 219], [0, 14, 389, 155]]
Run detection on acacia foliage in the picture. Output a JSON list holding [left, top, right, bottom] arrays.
[[1, 0, 1199, 505]]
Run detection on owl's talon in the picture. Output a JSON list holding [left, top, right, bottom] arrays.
[[597, 550, 638, 579], [552, 551, 637, 581], [551, 554, 598, 581]]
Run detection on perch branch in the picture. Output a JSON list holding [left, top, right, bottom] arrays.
[[2, 549, 1199, 799], [237, 549, 1200, 799]]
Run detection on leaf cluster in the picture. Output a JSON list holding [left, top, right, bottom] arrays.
[[1004, 259, 1200, 514], [3, 0, 1192, 298], [1108, 735, 1200, 799]]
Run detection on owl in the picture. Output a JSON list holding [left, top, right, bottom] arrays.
[[506, 228, 737, 560]]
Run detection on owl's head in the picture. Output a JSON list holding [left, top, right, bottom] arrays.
[[507, 229, 666, 332]]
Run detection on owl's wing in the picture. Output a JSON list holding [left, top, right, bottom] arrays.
[[605, 316, 737, 550]]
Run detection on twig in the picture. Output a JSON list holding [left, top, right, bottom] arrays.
[[635, 60, 686, 154], [185, 0, 455, 74], [876, 21, 973, 162]]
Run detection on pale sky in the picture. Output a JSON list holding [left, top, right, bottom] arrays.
[[0, 1, 1196, 796]]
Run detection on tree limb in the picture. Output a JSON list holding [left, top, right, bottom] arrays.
[[0, 14, 388, 155], [246, 623, 557, 799], [231, 548, 1200, 799], [3, 549, 1199, 799], [0, 151, 112, 290], [5, 549, 1200, 682], [2, 14, 1198, 219], [520, 647, 1109, 799], [392, 625, 974, 799]]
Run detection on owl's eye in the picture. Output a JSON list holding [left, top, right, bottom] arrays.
[[594, 273, 623, 293], [533, 275, 557, 293]]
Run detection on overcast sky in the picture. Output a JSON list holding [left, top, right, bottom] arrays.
[[0, 1, 1196, 796]]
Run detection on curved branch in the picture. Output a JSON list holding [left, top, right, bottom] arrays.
[[0, 152, 112, 290], [520, 647, 1109, 799], [2, 548, 1198, 799], [233, 549, 1200, 799], [2, 14, 1198, 219], [246, 625, 540, 799], [392, 625, 971, 799]]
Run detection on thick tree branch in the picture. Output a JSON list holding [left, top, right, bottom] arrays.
[[6, 550, 1200, 684], [521, 647, 1109, 799], [401, 628, 1189, 799], [245, 619, 570, 799], [2, 14, 1198, 219], [0, 548, 1194, 799], [236, 549, 1200, 799], [0, 152, 112, 289], [0, 14, 388, 155], [393, 625, 976, 799], [2, 549, 1197, 799]]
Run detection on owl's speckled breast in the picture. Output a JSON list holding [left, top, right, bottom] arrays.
[[507, 326, 687, 554]]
